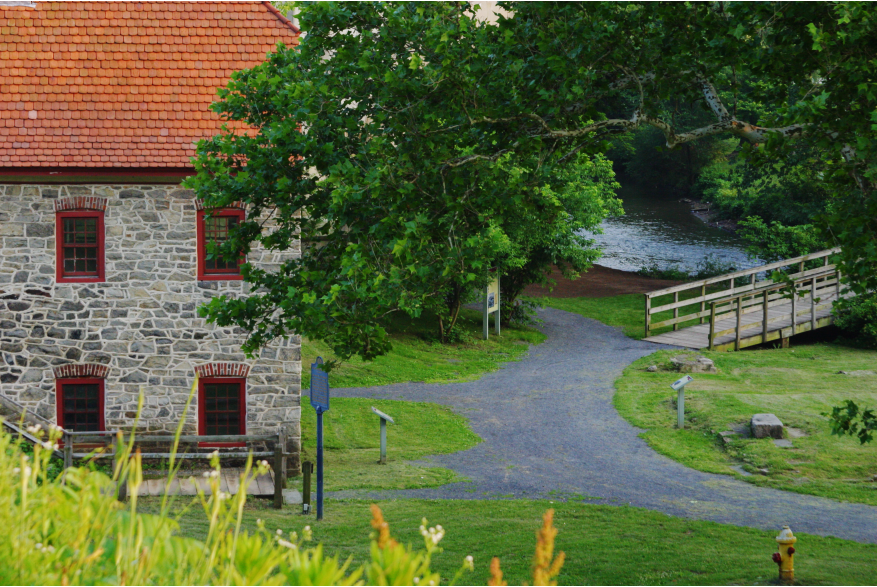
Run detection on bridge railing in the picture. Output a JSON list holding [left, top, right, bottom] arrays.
[[707, 266, 842, 350], [61, 430, 290, 508], [644, 247, 842, 338]]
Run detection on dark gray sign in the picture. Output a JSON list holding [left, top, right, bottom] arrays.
[[310, 357, 330, 412]]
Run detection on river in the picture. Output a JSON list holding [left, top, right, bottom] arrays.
[[584, 181, 759, 274]]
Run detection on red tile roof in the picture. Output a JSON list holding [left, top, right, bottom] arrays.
[[0, 1, 299, 168]]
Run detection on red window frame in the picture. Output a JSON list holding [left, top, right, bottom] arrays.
[[56, 378, 105, 432], [56, 210, 105, 283], [198, 377, 247, 447], [196, 209, 245, 281]]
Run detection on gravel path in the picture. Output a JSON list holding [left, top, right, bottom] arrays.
[[332, 308, 877, 544]]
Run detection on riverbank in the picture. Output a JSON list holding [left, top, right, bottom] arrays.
[[682, 196, 739, 232], [523, 264, 682, 298]]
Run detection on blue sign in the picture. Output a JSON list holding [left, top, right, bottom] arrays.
[[310, 357, 329, 412]]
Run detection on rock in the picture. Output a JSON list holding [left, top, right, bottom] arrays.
[[751, 413, 784, 439], [719, 431, 737, 445], [773, 439, 794, 448], [786, 427, 807, 439], [670, 354, 717, 374], [646, 365, 658, 372], [757, 468, 770, 475]]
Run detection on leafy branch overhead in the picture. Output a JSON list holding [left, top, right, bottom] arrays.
[[187, 2, 877, 359]]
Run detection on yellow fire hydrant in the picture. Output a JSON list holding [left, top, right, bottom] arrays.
[[773, 525, 797, 584]]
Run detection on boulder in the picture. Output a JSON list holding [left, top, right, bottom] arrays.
[[670, 354, 717, 374], [751, 413, 784, 439], [646, 365, 658, 372]]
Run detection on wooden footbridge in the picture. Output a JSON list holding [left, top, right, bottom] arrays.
[[643, 248, 852, 351]]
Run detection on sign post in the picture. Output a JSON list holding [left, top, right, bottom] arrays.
[[309, 357, 330, 520], [483, 272, 500, 340], [670, 375, 693, 429], [371, 407, 395, 464]]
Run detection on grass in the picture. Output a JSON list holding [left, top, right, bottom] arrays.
[[138, 497, 877, 585], [531, 288, 711, 340], [302, 308, 546, 389], [614, 345, 877, 506], [298, 398, 481, 491], [532, 294, 647, 338]]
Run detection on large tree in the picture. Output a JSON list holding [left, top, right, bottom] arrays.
[[188, 1, 877, 360]]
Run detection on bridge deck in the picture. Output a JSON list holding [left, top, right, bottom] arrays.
[[134, 468, 276, 497], [644, 289, 846, 351]]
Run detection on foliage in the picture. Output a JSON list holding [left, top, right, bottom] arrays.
[[0, 421, 571, 584], [833, 292, 877, 349], [615, 345, 877, 506], [827, 400, 877, 445], [186, 3, 621, 359], [693, 155, 834, 228], [500, 298, 542, 327], [736, 217, 827, 264], [497, 153, 622, 309], [193, 1, 877, 361]]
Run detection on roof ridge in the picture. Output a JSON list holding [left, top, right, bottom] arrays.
[[261, 1, 301, 35]]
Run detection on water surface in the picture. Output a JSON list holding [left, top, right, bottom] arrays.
[[584, 181, 757, 274]]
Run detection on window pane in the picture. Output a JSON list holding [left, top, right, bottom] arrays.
[[61, 383, 101, 432], [202, 382, 243, 436]]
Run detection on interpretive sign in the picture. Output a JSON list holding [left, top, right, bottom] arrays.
[[310, 357, 330, 520], [371, 407, 395, 464], [670, 375, 693, 429], [310, 357, 330, 412], [483, 272, 501, 340]]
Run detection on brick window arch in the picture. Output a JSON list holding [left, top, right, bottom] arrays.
[[195, 201, 247, 281], [55, 197, 107, 283], [54, 363, 108, 432]]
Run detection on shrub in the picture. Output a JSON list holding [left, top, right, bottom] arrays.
[[0, 418, 563, 585], [833, 292, 877, 349]]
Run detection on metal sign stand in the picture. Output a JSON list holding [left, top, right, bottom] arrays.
[[483, 271, 500, 340], [671, 375, 693, 429], [309, 357, 330, 520], [371, 407, 395, 464]]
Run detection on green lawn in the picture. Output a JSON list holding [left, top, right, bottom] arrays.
[[302, 308, 545, 389], [531, 289, 710, 340], [138, 497, 877, 586], [298, 398, 480, 491], [615, 345, 877, 505]]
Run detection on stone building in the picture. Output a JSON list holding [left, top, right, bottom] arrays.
[[0, 1, 302, 465]]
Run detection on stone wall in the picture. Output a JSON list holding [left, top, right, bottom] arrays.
[[0, 183, 301, 469]]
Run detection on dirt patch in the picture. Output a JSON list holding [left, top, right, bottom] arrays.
[[523, 264, 683, 298]]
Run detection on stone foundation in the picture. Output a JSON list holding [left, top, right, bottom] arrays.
[[0, 183, 301, 471]]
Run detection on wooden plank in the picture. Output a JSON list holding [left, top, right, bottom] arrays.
[[254, 472, 273, 495], [178, 478, 198, 496], [164, 477, 181, 496], [226, 470, 242, 496]]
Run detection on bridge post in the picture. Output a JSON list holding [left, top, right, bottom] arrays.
[[811, 277, 817, 331], [709, 302, 716, 350], [644, 295, 651, 338], [673, 292, 679, 331], [735, 296, 742, 351], [700, 284, 706, 324], [791, 285, 797, 336], [762, 290, 769, 344]]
